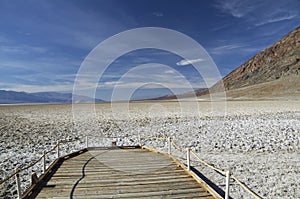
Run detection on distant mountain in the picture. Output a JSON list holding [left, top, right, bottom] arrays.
[[130, 88, 174, 101], [0, 90, 104, 104], [153, 88, 208, 100], [0, 90, 51, 104], [33, 92, 105, 103], [32, 92, 74, 102]]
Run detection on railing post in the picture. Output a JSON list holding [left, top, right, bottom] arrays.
[[138, 133, 141, 146], [225, 170, 230, 199], [31, 172, 38, 185], [15, 168, 21, 199], [86, 136, 88, 148], [57, 141, 60, 158], [186, 148, 190, 171], [168, 137, 171, 155], [43, 151, 46, 173]]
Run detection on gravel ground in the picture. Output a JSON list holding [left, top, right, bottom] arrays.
[[0, 101, 299, 198]]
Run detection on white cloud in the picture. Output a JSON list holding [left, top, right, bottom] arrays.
[[165, 70, 176, 74], [98, 77, 201, 89], [176, 58, 205, 66], [214, 44, 244, 51], [215, 0, 300, 27], [104, 81, 201, 89], [0, 82, 73, 93], [97, 64, 207, 89], [210, 44, 245, 55], [255, 11, 298, 26], [153, 12, 164, 17], [0, 45, 48, 54], [101, 81, 122, 86], [215, 0, 255, 18], [0, 35, 12, 43], [210, 42, 271, 56]]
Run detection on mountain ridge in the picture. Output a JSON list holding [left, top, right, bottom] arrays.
[[210, 26, 300, 94], [0, 90, 104, 104], [157, 26, 300, 100]]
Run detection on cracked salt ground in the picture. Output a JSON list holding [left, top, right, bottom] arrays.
[[0, 101, 299, 198]]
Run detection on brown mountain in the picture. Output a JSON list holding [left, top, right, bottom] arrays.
[[209, 26, 300, 99], [155, 26, 300, 100]]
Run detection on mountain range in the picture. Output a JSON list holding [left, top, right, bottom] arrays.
[[0, 90, 104, 104]]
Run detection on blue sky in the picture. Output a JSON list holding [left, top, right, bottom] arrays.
[[0, 0, 299, 100]]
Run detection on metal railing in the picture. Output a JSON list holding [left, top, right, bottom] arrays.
[[165, 137, 262, 199], [139, 135, 262, 199], [0, 140, 76, 198], [1, 135, 262, 199]]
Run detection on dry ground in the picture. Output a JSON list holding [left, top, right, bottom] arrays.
[[0, 101, 299, 198]]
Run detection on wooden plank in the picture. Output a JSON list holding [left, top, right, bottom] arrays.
[[67, 188, 208, 198], [50, 173, 190, 180], [38, 182, 202, 191], [42, 184, 198, 193], [42, 178, 198, 189], [45, 176, 195, 186], [52, 168, 185, 176], [37, 188, 210, 198]]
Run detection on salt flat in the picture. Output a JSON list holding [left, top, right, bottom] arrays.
[[0, 101, 299, 198]]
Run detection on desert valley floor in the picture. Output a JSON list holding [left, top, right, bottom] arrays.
[[0, 100, 299, 199]]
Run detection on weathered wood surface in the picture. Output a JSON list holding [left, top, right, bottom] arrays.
[[34, 148, 215, 198]]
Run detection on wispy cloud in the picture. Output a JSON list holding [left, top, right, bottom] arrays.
[[97, 64, 205, 90], [214, 44, 245, 51], [255, 10, 298, 26], [210, 44, 245, 55], [0, 56, 79, 73], [0, 82, 73, 93], [0, 35, 12, 43], [0, 45, 48, 54], [176, 58, 205, 66], [165, 70, 176, 74], [215, 0, 255, 18], [153, 12, 164, 17], [100, 81, 201, 90], [215, 0, 300, 28]]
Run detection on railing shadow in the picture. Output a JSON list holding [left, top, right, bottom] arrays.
[[190, 166, 234, 199], [24, 149, 88, 199], [25, 159, 63, 199], [69, 150, 110, 199]]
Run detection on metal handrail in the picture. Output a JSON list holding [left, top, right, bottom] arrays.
[[167, 137, 262, 199], [0, 134, 164, 185], [190, 150, 226, 175], [231, 174, 261, 199], [85, 135, 128, 139], [1, 135, 132, 187], [0, 142, 59, 185]]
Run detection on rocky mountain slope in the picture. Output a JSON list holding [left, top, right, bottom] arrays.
[[210, 26, 300, 98], [158, 26, 300, 100]]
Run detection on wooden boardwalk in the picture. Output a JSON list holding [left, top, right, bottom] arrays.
[[31, 147, 216, 199]]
